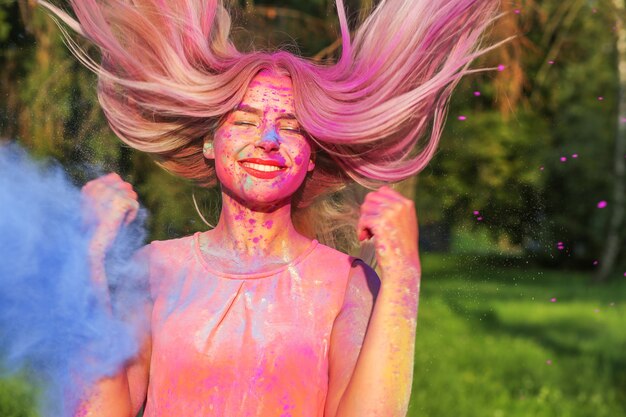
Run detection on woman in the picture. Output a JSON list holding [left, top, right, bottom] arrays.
[[40, 0, 499, 416]]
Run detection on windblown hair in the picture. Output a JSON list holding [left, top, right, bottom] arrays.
[[39, 0, 500, 251]]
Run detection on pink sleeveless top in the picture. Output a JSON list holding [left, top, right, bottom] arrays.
[[143, 233, 355, 417]]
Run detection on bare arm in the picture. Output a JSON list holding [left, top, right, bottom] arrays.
[[331, 262, 419, 417], [76, 330, 151, 417], [326, 186, 421, 417], [78, 174, 151, 417], [324, 260, 378, 417], [79, 253, 151, 417]]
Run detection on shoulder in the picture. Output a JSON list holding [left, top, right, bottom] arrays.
[[146, 233, 197, 256], [312, 242, 380, 303], [139, 233, 199, 294], [311, 241, 359, 270], [309, 242, 364, 286], [140, 233, 200, 268], [342, 259, 380, 311], [314, 242, 380, 289]]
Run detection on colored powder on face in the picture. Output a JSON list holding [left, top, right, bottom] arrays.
[[262, 127, 281, 145], [0, 144, 149, 417], [243, 176, 254, 192]]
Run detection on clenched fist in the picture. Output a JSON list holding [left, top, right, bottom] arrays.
[[82, 173, 140, 258], [357, 186, 421, 278]]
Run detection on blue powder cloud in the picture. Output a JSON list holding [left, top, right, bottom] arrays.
[[0, 143, 148, 416]]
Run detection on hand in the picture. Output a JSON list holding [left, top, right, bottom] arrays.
[[82, 173, 140, 257], [357, 186, 421, 277]]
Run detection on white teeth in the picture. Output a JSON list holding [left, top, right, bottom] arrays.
[[241, 162, 284, 172]]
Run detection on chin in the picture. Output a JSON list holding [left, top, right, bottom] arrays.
[[221, 183, 299, 210], [244, 186, 300, 206]]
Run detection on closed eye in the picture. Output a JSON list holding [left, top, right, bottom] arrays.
[[280, 126, 302, 133], [234, 121, 257, 127]]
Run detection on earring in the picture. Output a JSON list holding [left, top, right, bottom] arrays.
[[203, 142, 213, 152]]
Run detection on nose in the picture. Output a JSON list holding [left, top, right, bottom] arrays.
[[256, 126, 280, 152]]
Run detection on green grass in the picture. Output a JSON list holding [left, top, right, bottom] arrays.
[[0, 377, 38, 417], [408, 253, 626, 417], [2, 254, 624, 417]]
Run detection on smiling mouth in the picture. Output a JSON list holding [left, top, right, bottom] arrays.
[[237, 159, 288, 179], [239, 161, 285, 172]]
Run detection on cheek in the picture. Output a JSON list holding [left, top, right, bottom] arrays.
[[214, 129, 240, 162], [292, 142, 312, 165], [213, 138, 237, 180]]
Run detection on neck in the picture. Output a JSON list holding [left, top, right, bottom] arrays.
[[209, 189, 306, 259]]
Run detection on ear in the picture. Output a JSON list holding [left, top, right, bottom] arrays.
[[203, 141, 215, 160], [307, 152, 315, 172]]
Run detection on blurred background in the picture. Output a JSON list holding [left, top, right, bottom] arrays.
[[0, 0, 625, 416]]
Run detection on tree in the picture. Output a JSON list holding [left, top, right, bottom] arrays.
[[596, 0, 626, 281]]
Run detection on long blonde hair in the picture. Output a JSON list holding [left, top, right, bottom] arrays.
[[39, 0, 501, 252]]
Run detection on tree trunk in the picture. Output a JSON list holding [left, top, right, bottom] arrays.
[[596, 0, 626, 282]]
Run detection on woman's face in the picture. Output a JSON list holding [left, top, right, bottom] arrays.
[[206, 71, 315, 208]]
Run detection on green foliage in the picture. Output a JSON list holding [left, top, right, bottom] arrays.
[[418, 106, 548, 245], [407, 252, 626, 417], [0, 6, 11, 43], [416, 1, 625, 272], [535, 6, 619, 267], [0, 377, 38, 417]]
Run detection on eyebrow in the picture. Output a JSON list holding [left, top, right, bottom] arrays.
[[234, 105, 298, 121], [235, 105, 263, 116]]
